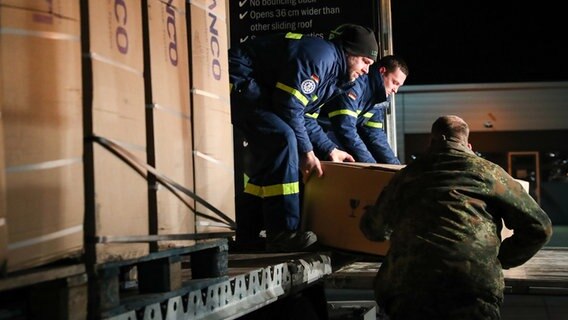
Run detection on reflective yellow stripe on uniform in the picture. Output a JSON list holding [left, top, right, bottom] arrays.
[[244, 181, 300, 198], [362, 112, 373, 118], [306, 112, 319, 119], [243, 173, 250, 188], [365, 121, 383, 129], [329, 109, 358, 118], [276, 82, 309, 106], [285, 32, 303, 39]]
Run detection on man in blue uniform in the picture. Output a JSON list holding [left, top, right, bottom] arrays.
[[229, 25, 378, 252], [318, 55, 408, 164], [360, 115, 553, 319]]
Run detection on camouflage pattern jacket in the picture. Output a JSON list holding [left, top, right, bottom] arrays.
[[360, 138, 553, 310]]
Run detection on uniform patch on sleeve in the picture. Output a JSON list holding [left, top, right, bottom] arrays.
[[348, 91, 357, 100], [301, 79, 317, 94]]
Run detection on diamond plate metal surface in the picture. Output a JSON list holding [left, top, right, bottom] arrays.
[[107, 254, 331, 320]]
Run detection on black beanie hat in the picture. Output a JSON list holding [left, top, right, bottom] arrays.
[[329, 24, 379, 61]]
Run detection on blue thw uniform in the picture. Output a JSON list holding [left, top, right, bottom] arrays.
[[229, 32, 351, 240], [319, 67, 400, 164]]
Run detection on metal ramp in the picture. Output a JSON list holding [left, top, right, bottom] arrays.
[[107, 253, 332, 320]]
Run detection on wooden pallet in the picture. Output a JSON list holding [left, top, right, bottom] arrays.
[[88, 237, 229, 319], [0, 261, 87, 319]]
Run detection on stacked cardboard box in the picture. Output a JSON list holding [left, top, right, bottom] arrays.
[[83, 0, 149, 263], [0, 0, 236, 271], [0, 32, 6, 270], [83, 0, 236, 263], [83, 0, 237, 263], [147, 0, 195, 248], [188, 0, 235, 233], [0, 0, 83, 272]]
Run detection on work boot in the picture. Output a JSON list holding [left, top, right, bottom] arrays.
[[265, 230, 318, 252]]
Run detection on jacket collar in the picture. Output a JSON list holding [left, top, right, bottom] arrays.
[[428, 137, 476, 155], [332, 42, 353, 86], [367, 67, 387, 104]]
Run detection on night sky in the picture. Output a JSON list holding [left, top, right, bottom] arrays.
[[390, 1, 568, 85]]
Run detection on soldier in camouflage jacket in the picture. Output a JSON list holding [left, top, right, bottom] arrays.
[[360, 115, 553, 320]]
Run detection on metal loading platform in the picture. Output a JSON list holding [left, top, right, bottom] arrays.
[[107, 252, 332, 320], [326, 248, 568, 295], [0, 239, 334, 320], [324, 247, 568, 320]]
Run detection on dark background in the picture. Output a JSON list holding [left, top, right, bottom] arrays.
[[390, 1, 568, 85]]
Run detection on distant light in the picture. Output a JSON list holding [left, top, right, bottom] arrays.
[[546, 152, 558, 158]]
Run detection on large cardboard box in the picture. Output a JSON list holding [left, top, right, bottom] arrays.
[[0, 43, 6, 272], [302, 163, 531, 255], [147, 0, 195, 248], [0, 0, 77, 17], [84, 0, 148, 263], [302, 162, 404, 255], [0, 1, 83, 272], [188, 0, 235, 233]]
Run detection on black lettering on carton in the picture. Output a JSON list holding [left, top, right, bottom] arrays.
[[115, 0, 129, 54], [166, 0, 178, 66], [208, 0, 221, 80]]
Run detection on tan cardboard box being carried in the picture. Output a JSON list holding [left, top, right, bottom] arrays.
[[302, 162, 404, 255], [302, 163, 531, 256]]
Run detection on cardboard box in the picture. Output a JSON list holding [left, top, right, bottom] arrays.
[[0, 0, 77, 19], [302, 162, 403, 255], [0, 2, 83, 272], [302, 163, 531, 255], [0, 43, 6, 272], [84, 0, 148, 263], [188, 0, 235, 233], [147, 0, 195, 248], [189, 0, 229, 98], [192, 95, 235, 232]]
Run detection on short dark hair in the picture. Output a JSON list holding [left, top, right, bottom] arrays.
[[431, 115, 469, 144], [379, 55, 409, 77]]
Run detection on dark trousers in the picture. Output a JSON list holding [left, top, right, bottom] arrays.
[[234, 106, 301, 242], [381, 292, 502, 320]]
